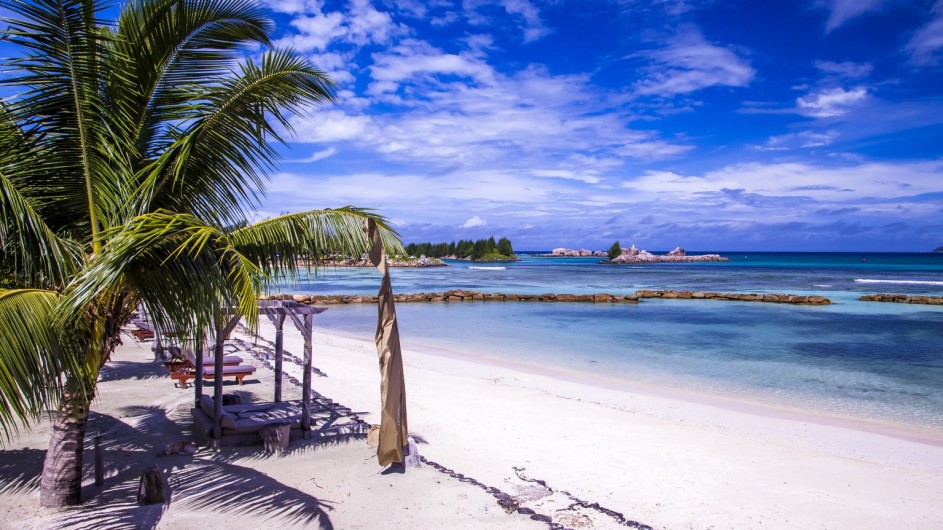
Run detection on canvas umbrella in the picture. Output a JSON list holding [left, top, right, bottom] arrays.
[[367, 219, 409, 466]]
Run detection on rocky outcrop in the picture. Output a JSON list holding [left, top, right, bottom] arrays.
[[859, 293, 943, 305], [605, 250, 727, 264], [545, 248, 607, 257], [262, 289, 830, 305]]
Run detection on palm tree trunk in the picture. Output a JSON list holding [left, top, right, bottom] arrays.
[[39, 387, 94, 507]]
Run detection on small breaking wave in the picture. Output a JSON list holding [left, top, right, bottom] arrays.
[[469, 266, 506, 270], [854, 278, 943, 286]]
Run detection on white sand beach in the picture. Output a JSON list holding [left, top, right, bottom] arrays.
[[2, 318, 943, 530]]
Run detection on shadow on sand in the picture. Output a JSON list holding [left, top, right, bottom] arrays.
[[0, 404, 338, 530]]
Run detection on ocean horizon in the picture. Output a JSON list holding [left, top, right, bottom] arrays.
[[279, 251, 943, 437]]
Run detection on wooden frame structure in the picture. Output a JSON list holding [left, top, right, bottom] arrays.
[[198, 300, 327, 446]]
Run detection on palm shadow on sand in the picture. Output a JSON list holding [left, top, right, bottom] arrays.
[[0, 404, 336, 530]]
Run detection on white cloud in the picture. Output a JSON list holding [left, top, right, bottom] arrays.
[[368, 39, 496, 94], [617, 138, 694, 159], [276, 0, 401, 52], [463, 0, 550, 42], [758, 130, 840, 151], [289, 109, 375, 142], [818, 0, 884, 32], [461, 216, 487, 228], [796, 87, 868, 117], [260, 0, 325, 15], [293, 147, 337, 162], [632, 26, 754, 97], [530, 169, 601, 184], [906, 1, 943, 65], [620, 161, 943, 202]]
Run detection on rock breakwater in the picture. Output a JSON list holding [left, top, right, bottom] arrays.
[[859, 293, 943, 305], [263, 289, 830, 305]]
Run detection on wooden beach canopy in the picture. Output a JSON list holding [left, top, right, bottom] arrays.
[[367, 218, 409, 466], [198, 300, 326, 443]]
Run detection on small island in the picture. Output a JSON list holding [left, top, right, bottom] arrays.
[[602, 244, 728, 264], [405, 237, 519, 263]]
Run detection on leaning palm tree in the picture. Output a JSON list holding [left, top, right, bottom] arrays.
[[0, 0, 400, 507]]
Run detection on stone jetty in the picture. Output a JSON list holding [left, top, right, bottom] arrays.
[[263, 289, 830, 305], [859, 293, 943, 305]]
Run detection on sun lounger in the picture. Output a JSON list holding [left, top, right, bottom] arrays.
[[170, 364, 256, 388], [167, 347, 254, 388], [191, 395, 312, 446], [163, 346, 243, 371]]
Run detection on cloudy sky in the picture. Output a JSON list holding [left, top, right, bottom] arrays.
[[258, 0, 943, 252]]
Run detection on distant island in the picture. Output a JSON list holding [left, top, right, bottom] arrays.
[[602, 244, 728, 264], [543, 243, 727, 263], [317, 256, 447, 268], [404, 237, 519, 262], [934, 246, 943, 253]]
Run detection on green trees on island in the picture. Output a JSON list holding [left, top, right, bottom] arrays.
[[0, 0, 399, 507], [405, 237, 516, 261], [608, 241, 622, 260]]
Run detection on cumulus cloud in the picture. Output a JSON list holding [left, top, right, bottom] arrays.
[[461, 216, 487, 228], [796, 87, 868, 117], [632, 25, 755, 97], [368, 39, 496, 95], [277, 0, 402, 52]]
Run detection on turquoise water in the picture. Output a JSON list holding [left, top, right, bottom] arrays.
[[284, 252, 943, 433]]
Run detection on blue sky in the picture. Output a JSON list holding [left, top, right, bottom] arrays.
[[121, 1, 943, 251], [255, 0, 943, 252]]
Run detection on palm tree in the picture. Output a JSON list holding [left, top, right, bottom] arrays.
[[0, 0, 400, 507]]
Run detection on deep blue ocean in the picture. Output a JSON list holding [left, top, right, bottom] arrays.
[[281, 252, 943, 433]]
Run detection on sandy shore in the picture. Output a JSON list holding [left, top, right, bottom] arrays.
[[2, 318, 943, 529]]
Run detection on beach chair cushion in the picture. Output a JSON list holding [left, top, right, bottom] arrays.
[[202, 364, 256, 377], [199, 395, 239, 429]]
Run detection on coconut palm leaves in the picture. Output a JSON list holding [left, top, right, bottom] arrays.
[[0, 0, 400, 506]]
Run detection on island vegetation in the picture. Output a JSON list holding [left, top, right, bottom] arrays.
[[405, 237, 517, 261]]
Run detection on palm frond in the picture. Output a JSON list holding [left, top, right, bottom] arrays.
[[59, 210, 267, 341], [0, 0, 128, 240], [0, 289, 87, 441], [140, 48, 336, 226], [111, 0, 271, 162], [228, 207, 403, 286]]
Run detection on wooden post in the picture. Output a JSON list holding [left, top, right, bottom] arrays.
[[194, 337, 203, 407], [94, 432, 104, 486], [212, 321, 225, 446], [301, 313, 313, 438], [274, 313, 286, 403]]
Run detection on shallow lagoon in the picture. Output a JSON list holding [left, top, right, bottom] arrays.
[[281, 252, 943, 432]]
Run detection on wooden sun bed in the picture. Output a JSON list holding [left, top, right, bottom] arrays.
[[171, 364, 256, 388], [191, 395, 310, 447]]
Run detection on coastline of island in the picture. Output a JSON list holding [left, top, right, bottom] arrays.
[[540, 245, 729, 264]]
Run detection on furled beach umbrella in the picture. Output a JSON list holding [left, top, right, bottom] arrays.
[[367, 219, 409, 466]]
